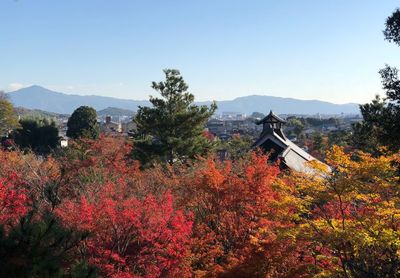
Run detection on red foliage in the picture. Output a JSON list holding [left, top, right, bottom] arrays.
[[203, 130, 215, 141], [56, 179, 193, 277], [58, 136, 142, 198], [0, 173, 29, 230]]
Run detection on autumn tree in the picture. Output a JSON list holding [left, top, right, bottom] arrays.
[[0, 174, 29, 229], [67, 106, 99, 140], [57, 182, 192, 277], [0, 171, 95, 277], [0, 92, 19, 136], [173, 153, 311, 276], [289, 146, 400, 277], [133, 69, 217, 166]]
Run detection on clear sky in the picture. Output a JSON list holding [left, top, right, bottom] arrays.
[[1, 0, 399, 104]]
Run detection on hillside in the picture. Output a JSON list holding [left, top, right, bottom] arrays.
[[97, 107, 135, 117], [7, 85, 360, 115], [14, 107, 69, 119], [7, 85, 148, 114]]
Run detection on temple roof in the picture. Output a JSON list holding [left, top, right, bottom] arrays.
[[256, 110, 286, 125], [253, 110, 324, 174], [253, 130, 316, 173]]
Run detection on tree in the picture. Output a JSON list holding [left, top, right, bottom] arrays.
[[327, 129, 351, 148], [287, 117, 304, 137], [56, 183, 192, 277], [250, 112, 265, 119], [0, 92, 19, 136], [384, 8, 400, 46], [0, 173, 29, 229], [133, 69, 217, 166], [0, 211, 95, 278], [351, 8, 400, 153], [0, 172, 95, 277], [311, 132, 325, 156], [217, 134, 253, 160], [352, 95, 387, 153], [288, 146, 400, 277], [11, 118, 60, 155], [353, 67, 400, 153], [175, 153, 312, 276], [67, 106, 99, 140]]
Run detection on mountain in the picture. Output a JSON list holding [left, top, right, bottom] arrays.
[[7, 85, 360, 115], [198, 95, 360, 115], [7, 85, 149, 114]]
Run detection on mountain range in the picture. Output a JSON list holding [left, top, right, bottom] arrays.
[[7, 85, 360, 115]]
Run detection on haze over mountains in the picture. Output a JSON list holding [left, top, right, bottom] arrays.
[[7, 85, 360, 115]]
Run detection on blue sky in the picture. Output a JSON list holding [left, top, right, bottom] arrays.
[[1, 0, 399, 103]]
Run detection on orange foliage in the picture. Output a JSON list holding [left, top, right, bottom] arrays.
[[174, 153, 309, 276]]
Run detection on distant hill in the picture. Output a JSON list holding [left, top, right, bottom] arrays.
[[14, 107, 69, 119], [97, 107, 135, 117], [8, 85, 148, 114], [198, 95, 360, 115], [7, 85, 360, 115]]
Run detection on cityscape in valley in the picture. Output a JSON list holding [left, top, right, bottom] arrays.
[[5, 84, 362, 160], [1, 1, 400, 277]]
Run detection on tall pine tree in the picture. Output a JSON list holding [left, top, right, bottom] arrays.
[[133, 69, 217, 166]]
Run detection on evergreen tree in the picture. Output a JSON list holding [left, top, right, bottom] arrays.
[[352, 66, 400, 153], [352, 8, 400, 153], [0, 211, 96, 278], [384, 8, 400, 45], [11, 118, 60, 155], [67, 106, 99, 140], [0, 92, 19, 136], [312, 132, 324, 153], [133, 69, 217, 166]]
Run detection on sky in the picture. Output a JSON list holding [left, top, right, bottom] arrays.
[[1, 0, 399, 104]]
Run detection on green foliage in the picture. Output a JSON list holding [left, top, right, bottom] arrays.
[[352, 95, 385, 154], [216, 134, 253, 160], [250, 111, 265, 119], [67, 106, 99, 140], [352, 9, 400, 153], [304, 117, 337, 127], [0, 92, 19, 136], [327, 129, 351, 147], [133, 69, 217, 166], [353, 67, 400, 153], [384, 8, 400, 46], [11, 118, 60, 155], [287, 118, 304, 137], [0, 211, 95, 278], [312, 132, 325, 153]]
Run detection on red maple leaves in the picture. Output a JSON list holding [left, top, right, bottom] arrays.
[[57, 180, 192, 277], [0, 173, 29, 230]]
